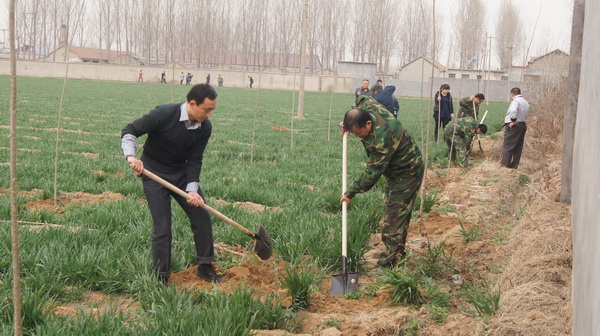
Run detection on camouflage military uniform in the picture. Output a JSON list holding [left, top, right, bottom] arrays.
[[345, 96, 425, 263], [443, 117, 479, 167], [458, 97, 480, 119]]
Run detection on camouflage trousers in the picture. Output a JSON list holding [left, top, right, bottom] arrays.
[[381, 163, 425, 259], [446, 138, 472, 167]]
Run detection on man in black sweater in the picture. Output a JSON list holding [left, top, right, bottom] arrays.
[[121, 84, 222, 284]]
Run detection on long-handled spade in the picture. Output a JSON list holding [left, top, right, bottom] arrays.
[[472, 101, 488, 153], [330, 133, 359, 296], [142, 169, 273, 260]]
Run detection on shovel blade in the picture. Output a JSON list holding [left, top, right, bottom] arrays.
[[253, 224, 273, 260], [330, 272, 360, 296]]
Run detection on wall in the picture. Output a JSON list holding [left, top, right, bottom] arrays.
[[572, 1, 600, 334], [0, 58, 533, 101], [376, 77, 535, 102], [0, 59, 354, 94]]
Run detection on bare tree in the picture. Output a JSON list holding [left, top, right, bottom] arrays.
[[397, 1, 441, 67], [452, 0, 486, 69], [11, 0, 479, 75], [494, 0, 524, 69]]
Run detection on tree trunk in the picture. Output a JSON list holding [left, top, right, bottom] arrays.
[[9, 0, 23, 334]]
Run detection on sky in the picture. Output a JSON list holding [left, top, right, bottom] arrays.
[[436, 0, 573, 68], [0, 0, 573, 69]]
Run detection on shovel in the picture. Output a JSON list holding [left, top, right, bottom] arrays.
[[330, 133, 359, 296], [141, 169, 273, 260]]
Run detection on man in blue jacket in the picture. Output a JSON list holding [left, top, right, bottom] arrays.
[[371, 84, 400, 117], [121, 84, 222, 285]]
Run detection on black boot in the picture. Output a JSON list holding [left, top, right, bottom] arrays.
[[196, 263, 224, 283]]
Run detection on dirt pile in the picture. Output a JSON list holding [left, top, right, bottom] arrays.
[[22, 191, 125, 213]]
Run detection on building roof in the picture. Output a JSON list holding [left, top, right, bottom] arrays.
[[400, 57, 447, 72], [528, 49, 569, 63], [58, 46, 137, 61]]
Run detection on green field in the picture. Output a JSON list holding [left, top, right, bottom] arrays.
[[0, 76, 508, 334]]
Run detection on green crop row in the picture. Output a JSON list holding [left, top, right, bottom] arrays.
[[0, 75, 508, 333]]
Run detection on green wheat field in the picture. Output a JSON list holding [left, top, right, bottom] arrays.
[[0, 76, 508, 334]]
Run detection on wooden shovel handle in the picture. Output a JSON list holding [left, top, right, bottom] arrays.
[[342, 133, 348, 258], [141, 169, 255, 237]]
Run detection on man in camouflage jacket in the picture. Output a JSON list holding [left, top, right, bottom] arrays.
[[458, 93, 485, 118], [340, 95, 424, 267], [443, 117, 487, 167]]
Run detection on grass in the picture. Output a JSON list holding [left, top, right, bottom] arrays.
[[382, 267, 426, 306], [518, 174, 531, 185], [0, 75, 510, 333], [414, 190, 440, 214], [457, 220, 482, 242], [411, 241, 456, 279], [279, 262, 322, 311], [462, 280, 501, 322]]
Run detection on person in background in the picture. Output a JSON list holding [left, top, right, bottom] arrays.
[[433, 84, 454, 142], [138, 70, 144, 82], [444, 117, 487, 167], [161, 71, 167, 84], [371, 84, 399, 117], [376, 79, 384, 88], [217, 74, 224, 87], [458, 93, 485, 119], [179, 72, 185, 85], [354, 79, 372, 97], [340, 96, 424, 268], [121, 84, 223, 285], [206, 74, 211, 85], [248, 76, 254, 88], [500, 87, 530, 169]]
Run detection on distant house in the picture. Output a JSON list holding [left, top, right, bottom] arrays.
[[397, 57, 447, 81], [445, 68, 507, 81], [44, 46, 141, 66], [523, 49, 569, 82]]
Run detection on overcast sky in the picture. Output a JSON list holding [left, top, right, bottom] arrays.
[[0, 0, 573, 68], [436, 0, 573, 68]]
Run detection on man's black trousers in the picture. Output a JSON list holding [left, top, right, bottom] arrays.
[[141, 166, 215, 279], [501, 122, 527, 168]]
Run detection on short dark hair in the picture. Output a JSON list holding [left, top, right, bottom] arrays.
[[477, 124, 488, 134], [511, 87, 521, 95], [187, 84, 217, 104], [343, 108, 371, 131], [371, 84, 383, 94], [440, 84, 450, 90], [475, 93, 485, 100]]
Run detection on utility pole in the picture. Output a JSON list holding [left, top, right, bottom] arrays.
[[484, 35, 494, 99], [297, 1, 308, 119], [507, 46, 514, 102]]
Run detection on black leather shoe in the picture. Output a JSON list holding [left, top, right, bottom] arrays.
[[196, 264, 224, 283]]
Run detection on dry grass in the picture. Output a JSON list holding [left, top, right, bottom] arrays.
[[484, 75, 573, 334], [486, 194, 572, 336], [520, 76, 567, 174]]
